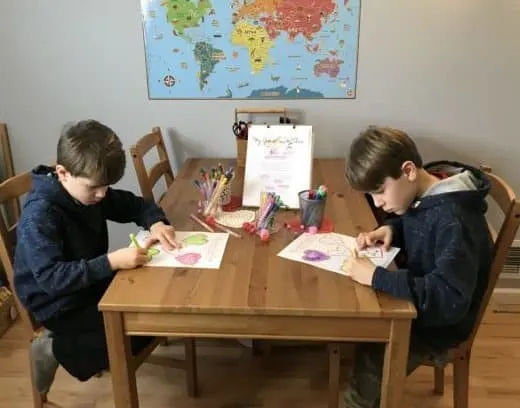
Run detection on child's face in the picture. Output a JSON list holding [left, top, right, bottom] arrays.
[[368, 161, 419, 215], [56, 165, 109, 206]]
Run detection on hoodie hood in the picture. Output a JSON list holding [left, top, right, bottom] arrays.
[[410, 161, 490, 214], [25, 165, 84, 212]]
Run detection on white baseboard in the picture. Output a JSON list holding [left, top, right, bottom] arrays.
[[493, 288, 520, 304]]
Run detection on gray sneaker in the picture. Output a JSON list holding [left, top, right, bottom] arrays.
[[30, 330, 59, 395]]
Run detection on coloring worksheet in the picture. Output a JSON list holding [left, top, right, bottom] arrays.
[[277, 232, 400, 276], [133, 230, 229, 269]]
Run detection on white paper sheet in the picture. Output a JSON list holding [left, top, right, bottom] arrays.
[[242, 125, 314, 209], [133, 230, 229, 269], [277, 232, 400, 275]]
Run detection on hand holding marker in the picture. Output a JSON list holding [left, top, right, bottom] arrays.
[[129, 233, 159, 259]]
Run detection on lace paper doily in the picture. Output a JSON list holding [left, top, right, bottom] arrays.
[[215, 210, 256, 228]]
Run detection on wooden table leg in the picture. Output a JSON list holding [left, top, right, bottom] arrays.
[[328, 343, 341, 408], [380, 319, 411, 408], [103, 311, 139, 408], [184, 337, 199, 397]]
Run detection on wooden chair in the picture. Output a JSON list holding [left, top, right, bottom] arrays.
[[130, 127, 200, 394], [0, 123, 19, 222], [130, 127, 175, 205], [327, 166, 520, 408], [425, 166, 520, 408], [0, 172, 196, 407]]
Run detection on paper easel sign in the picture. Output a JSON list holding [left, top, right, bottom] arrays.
[[242, 125, 314, 209]]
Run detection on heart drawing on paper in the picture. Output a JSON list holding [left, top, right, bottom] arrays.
[[182, 233, 209, 246], [302, 249, 330, 262], [175, 252, 201, 266]]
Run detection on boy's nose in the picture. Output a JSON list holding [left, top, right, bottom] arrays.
[[95, 187, 108, 198], [373, 196, 384, 208]]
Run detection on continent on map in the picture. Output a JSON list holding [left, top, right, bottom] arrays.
[[236, 0, 336, 41], [313, 58, 343, 78], [193, 41, 224, 90], [231, 21, 273, 73], [163, 0, 212, 36], [235, 0, 278, 19]]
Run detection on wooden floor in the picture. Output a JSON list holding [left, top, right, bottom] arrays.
[[0, 305, 518, 408]]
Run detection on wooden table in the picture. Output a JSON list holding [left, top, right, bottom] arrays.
[[99, 158, 416, 408]]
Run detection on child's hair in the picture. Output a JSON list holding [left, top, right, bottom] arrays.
[[346, 126, 423, 192], [57, 120, 126, 186]]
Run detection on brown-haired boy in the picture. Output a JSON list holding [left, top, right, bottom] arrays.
[[14, 120, 179, 397], [342, 126, 493, 407]]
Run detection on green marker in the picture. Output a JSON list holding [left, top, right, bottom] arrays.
[[129, 233, 141, 248], [148, 248, 160, 256], [130, 233, 160, 259]]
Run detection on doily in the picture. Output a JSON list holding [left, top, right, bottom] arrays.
[[215, 210, 256, 228]]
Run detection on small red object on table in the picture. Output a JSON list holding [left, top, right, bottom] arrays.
[[285, 216, 334, 233], [221, 195, 242, 212]]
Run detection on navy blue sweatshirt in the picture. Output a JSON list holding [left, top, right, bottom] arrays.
[[372, 161, 493, 350], [14, 165, 169, 323]]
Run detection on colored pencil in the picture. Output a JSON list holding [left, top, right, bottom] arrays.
[[189, 213, 215, 232], [213, 222, 242, 239]]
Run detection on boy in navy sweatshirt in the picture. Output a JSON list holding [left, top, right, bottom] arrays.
[[14, 120, 180, 398], [342, 126, 493, 408]]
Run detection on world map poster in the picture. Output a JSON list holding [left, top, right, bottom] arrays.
[[140, 0, 361, 99]]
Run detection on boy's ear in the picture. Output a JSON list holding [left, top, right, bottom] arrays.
[[55, 164, 69, 181], [401, 160, 418, 181]]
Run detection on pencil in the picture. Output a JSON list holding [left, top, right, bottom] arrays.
[[213, 222, 242, 239], [190, 213, 215, 232]]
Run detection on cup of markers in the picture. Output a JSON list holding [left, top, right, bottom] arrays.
[[193, 164, 234, 215], [298, 185, 327, 231], [242, 192, 287, 242]]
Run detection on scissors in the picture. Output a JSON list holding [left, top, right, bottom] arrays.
[[232, 121, 248, 140]]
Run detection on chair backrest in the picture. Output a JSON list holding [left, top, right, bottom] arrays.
[[130, 127, 174, 204], [0, 123, 21, 223], [0, 171, 40, 339], [465, 166, 520, 347]]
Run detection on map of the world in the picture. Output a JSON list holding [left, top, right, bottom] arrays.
[[140, 0, 361, 99]]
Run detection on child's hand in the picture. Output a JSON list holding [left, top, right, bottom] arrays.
[[356, 225, 393, 251], [148, 221, 181, 251], [341, 248, 376, 286], [107, 247, 151, 271]]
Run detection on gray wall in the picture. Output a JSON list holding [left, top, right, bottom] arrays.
[[1, 0, 519, 249]]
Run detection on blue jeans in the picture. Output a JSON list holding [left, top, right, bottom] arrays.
[[344, 341, 448, 408]]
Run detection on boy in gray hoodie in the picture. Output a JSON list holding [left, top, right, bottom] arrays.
[[342, 126, 493, 408]]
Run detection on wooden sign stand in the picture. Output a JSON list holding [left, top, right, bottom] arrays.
[[234, 108, 288, 168]]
